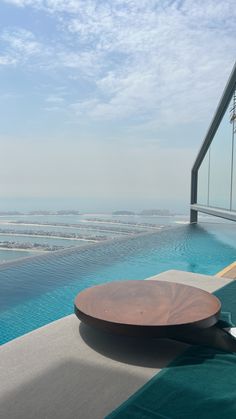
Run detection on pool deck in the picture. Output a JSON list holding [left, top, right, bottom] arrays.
[[216, 261, 236, 279], [0, 270, 233, 419]]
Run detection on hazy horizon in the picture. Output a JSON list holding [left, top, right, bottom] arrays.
[[0, 196, 188, 214]]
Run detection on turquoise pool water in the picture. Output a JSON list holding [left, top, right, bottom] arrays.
[[0, 249, 33, 263], [0, 223, 236, 344]]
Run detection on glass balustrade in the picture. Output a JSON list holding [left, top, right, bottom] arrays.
[[196, 93, 236, 212]]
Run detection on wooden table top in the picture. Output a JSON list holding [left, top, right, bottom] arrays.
[[74, 280, 221, 337]]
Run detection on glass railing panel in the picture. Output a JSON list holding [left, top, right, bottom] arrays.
[[231, 94, 236, 210], [232, 149, 236, 211], [197, 150, 210, 206], [208, 100, 233, 209]]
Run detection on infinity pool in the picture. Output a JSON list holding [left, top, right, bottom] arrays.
[[0, 223, 236, 344]]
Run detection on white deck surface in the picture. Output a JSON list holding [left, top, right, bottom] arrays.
[[0, 270, 233, 419]]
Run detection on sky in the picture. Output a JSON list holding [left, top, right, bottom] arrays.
[[0, 0, 235, 212]]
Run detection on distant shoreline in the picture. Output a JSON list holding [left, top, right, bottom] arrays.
[[0, 232, 98, 242], [0, 220, 165, 231], [0, 247, 43, 253]]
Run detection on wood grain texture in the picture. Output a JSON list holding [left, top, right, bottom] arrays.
[[74, 280, 221, 337]]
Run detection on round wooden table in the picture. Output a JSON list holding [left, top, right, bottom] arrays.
[[74, 280, 221, 339]]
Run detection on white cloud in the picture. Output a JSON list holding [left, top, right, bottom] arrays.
[[46, 95, 65, 103], [59, 0, 235, 124], [3, 0, 86, 13], [2, 29, 41, 54], [57, 51, 102, 76], [0, 55, 17, 65], [0, 28, 45, 67], [1, 0, 236, 128], [2, 0, 33, 6], [44, 106, 63, 112]]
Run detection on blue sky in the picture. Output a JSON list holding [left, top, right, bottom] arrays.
[[0, 0, 235, 211]]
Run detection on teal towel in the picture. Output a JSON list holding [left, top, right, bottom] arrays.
[[107, 348, 236, 419], [106, 280, 236, 419]]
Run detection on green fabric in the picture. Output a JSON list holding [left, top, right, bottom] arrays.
[[106, 280, 236, 419], [217, 311, 234, 328]]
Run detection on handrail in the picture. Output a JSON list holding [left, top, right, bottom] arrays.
[[190, 62, 236, 223], [192, 62, 236, 173]]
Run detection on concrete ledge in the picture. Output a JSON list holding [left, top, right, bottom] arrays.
[[148, 269, 232, 292], [216, 261, 236, 279], [0, 270, 233, 419]]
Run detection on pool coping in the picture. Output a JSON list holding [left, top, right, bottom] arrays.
[[216, 261, 236, 279]]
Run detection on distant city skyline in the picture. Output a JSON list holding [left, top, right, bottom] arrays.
[[0, 196, 186, 213], [0, 0, 235, 212]]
